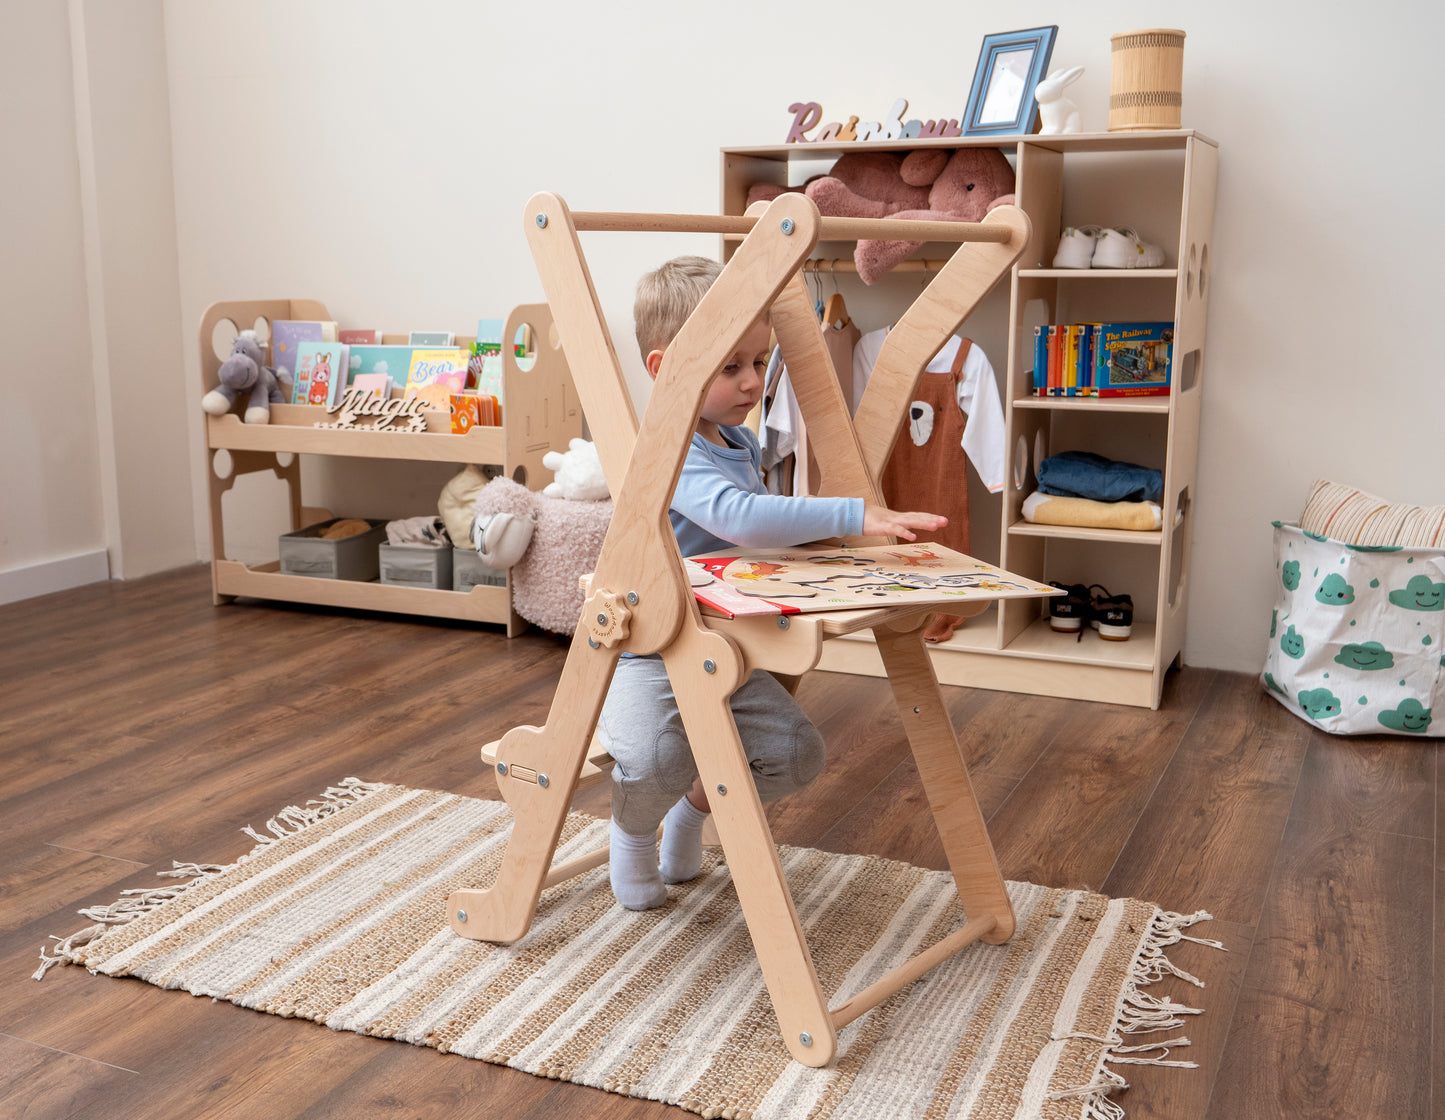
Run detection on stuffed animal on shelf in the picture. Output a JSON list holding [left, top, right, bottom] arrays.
[[746, 147, 1017, 284], [1035, 67, 1085, 135], [201, 330, 293, 424], [471, 477, 613, 635], [542, 437, 610, 501]]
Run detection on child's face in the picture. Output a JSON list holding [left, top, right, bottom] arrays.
[[698, 318, 771, 431]]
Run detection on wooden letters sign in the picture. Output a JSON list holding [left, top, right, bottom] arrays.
[[785, 98, 962, 144], [315, 388, 428, 433]]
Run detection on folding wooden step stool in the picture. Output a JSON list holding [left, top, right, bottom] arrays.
[[448, 191, 1034, 1067]]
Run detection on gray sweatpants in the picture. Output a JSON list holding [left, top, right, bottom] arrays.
[[597, 656, 826, 837]]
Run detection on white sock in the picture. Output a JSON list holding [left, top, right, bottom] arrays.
[[608, 819, 667, 910], [659, 795, 709, 884]]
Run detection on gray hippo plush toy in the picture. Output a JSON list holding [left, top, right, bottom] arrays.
[[201, 330, 293, 423]]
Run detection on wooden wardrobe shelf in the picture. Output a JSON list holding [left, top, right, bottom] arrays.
[[725, 131, 1218, 707]]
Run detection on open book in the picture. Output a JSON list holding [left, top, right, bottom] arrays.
[[687, 542, 1059, 619]]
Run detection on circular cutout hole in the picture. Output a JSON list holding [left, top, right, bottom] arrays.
[[512, 465, 527, 486], [1199, 244, 1209, 298], [547, 320, 561, 350], [1186, 243, 1197, 299], [1012, 435, 1028, 491], [513, 323, 537, 372], [1033, 430, 1047, 480], [253, 316, 271, 345], [276, 452, 295, 470], [211, 318, 239, 362], [211, 449, 234, 480]]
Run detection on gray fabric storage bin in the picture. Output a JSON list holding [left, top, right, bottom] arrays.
[[379, 543, 453, 589], [453, 548, 506, 592], [278, 519, 386, 581]]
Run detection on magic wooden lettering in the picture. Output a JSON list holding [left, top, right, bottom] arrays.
[[785, 98, 962, 144], [315, 388, 428, 433]]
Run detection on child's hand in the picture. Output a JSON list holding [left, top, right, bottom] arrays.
[[863, 505, 947, 541]]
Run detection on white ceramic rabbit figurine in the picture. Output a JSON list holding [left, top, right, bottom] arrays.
[[1035, 66, 1085, 134]]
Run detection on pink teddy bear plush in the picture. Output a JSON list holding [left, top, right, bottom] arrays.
[[748, 148, 1017, 284]]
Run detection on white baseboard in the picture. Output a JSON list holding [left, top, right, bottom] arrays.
[[0, 550, 111, 606]]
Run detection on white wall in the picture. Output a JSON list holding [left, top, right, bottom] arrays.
[[8, 0, 1441, 673]]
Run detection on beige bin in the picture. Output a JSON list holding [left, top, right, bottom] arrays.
[[1109, 29, 1186, 131]]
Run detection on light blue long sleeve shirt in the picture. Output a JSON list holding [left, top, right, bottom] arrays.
[[669, 425, 863, 557]]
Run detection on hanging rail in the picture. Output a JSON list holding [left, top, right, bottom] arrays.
[[803, 258, 949, 274], [568, 211, 1012, 243]]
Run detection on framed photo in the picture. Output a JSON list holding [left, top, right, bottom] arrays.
[[962, 26, 1058, 137]]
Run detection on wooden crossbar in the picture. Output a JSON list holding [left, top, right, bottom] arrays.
[[569, 210, 1012, 243]]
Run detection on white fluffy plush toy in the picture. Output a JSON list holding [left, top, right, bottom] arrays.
[[542, 438, 610, 501]]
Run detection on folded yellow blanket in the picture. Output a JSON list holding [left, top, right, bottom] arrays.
[[1022, 490, 1162, 531]]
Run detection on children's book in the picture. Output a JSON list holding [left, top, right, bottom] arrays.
[[272, 320, 337, 383], [469, 318, 506, 402], [338, 328, 384, 346], [1032, 325, 1047, 396], [687, 543, 1058, 618], [350, 373, 391, 399], [348, 345, 414, 390], [294, 341, 351, 408], [1095, 322, 1173, 396], [405, 348, 470, 400], [408, 330, 454, 347]]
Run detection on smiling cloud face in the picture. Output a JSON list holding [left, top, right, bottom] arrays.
[[1378, 698, 1433, 734], [1387, 574, 1445, 612], [1280, 624, 1304, 659], [1315, 573, 1354, 605], [1298, 687, 1341, 720], [1281, 560, 1300, 591], [1332, 641, 1395, 671]]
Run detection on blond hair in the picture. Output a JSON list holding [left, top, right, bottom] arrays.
[[633, 255, 722, 360]]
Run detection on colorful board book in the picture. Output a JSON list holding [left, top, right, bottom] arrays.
[[348, 345, 414, 390], [271, 320, 337, 382], [1095, 322, 1173, 396], [405, 349, 470, 408], [293, 341, 351, 408], [409, 330, 454, 346], [470, 318, 505, 402], [686, 543, 1058, 618], [338, 328, 383, 345]]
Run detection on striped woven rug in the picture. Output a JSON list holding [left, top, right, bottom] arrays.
[[39, 780, 1217, 1120]]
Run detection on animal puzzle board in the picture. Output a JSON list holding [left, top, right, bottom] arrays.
[[686, 542, 1059, 618]]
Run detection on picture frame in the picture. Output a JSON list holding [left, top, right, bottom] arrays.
[[962, 26, 1058, 137]]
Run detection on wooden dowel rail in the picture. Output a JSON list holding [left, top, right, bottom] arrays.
[[804, 258, 949, 274], [569, 211, 1012, 244], [828, 913, 999, 1031], [542, 845, 612, 889]]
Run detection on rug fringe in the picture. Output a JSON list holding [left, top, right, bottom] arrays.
[[1049, 907, 1223, 1119], [33, 777, 385, 980]]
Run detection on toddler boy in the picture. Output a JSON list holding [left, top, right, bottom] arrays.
[[601, 255, 945, 909]]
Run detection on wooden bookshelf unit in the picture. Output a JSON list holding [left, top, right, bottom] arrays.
[[721, 131, 1218, 708], [199, 298, 582, 633]]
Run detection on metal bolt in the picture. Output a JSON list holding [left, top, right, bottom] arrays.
[[780, 218, 796, 235], [626, 591, 639, 605], [535, 213, 548, 228], [497, 762, 509, 776], [538, 773, 550, 788], [799, 1032, 813, 1047], [913, 706, 922, 714], [456, 909, 468, 923], [703, 658, 717, 674], [588, 637, 600, 649], [777, 616, 790, 629], [597, 612, 608, 626], [716, 783, 727, 796]]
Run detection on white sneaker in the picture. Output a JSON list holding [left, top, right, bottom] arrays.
[[1052, 225, 1102, 268], [1090, 227, 1166, 269]]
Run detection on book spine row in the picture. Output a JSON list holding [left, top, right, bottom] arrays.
[[1030, 321, 1174, 398]]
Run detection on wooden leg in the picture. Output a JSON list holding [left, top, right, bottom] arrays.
[[448, 625, 620, 944], [663, 624, 837, 1067], [872, 622, 1015, 943]]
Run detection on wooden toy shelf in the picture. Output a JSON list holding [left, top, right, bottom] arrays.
[[721, 130, 1218, 708], [200, 298, 582, 632]]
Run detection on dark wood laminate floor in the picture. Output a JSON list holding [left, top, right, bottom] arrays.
[[0, 566, 1434, 1119]]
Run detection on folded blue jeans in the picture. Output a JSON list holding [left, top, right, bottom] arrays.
[[1037, 450, 1163, 504]]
